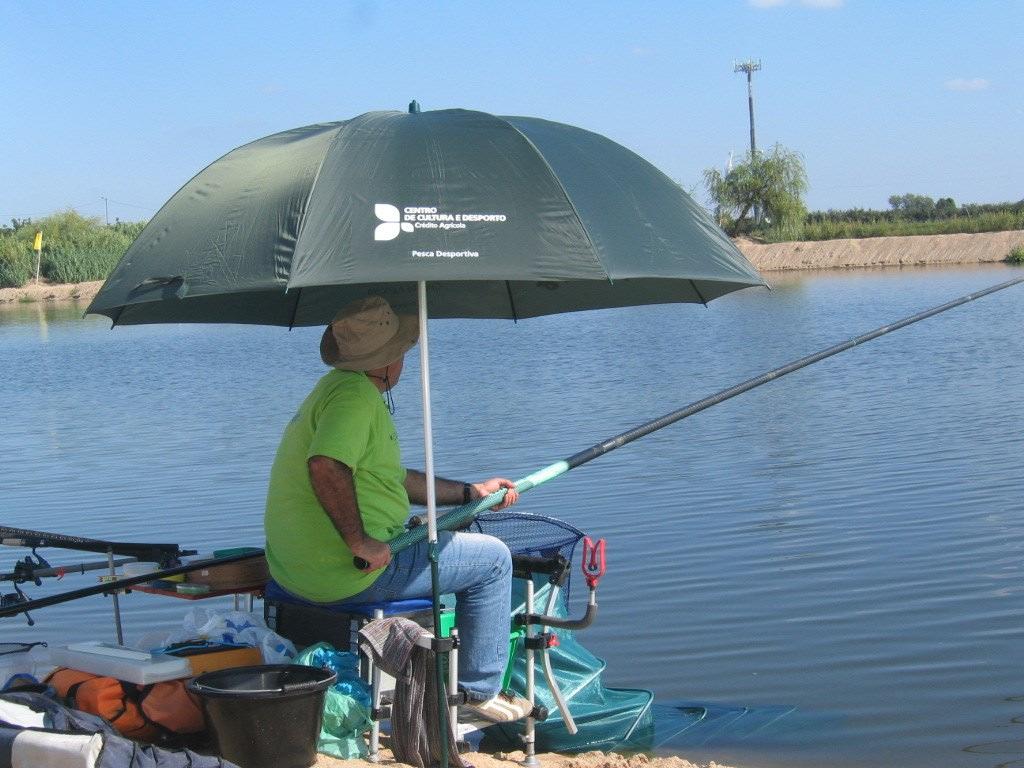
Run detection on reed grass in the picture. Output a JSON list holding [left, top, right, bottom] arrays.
[[42, 246, 122, 284], [0, 238, 34, 287], [1007, 246, 1024, 265], [761, 211, 1024, 243]]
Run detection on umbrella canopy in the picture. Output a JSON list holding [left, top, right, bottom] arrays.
[[87, 107, 763, 326]]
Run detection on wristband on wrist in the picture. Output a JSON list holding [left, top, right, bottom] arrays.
[[462, 483, 472, 505]]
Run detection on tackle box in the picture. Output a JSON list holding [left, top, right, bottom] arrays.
[[50, 642, 192, 684]]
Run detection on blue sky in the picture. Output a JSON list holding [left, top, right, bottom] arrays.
[[2, 0, 1021, 224]]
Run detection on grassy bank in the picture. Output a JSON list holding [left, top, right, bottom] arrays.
[[0, 211, 146, 288], [755, 202, 1024, 244], [794, 211, 1024, 242]]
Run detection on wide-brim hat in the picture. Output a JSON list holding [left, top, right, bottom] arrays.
[[320, 296, 419, 371]]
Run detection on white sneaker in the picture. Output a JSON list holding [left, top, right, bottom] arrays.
[[461, 691, 532, 724]]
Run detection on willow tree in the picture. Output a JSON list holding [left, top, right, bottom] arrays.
[[704, 144, 808, 237]]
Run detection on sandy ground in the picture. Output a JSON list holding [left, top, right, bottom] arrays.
[[2, 230, 1022, 308], [314, 748, 728, 768], [738, 228, 1024, 272], [0, 278, 103, 305]]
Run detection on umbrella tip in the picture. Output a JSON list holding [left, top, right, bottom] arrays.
[[408, 99, 421, 114]]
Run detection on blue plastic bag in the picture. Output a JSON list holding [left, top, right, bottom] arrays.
[[295, 642, 372, 758]]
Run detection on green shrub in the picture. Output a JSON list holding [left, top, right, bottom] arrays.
[[0, 209, 145, 287], [0, 235, 35, 287], [1007, 246, 1024, 265], [42, 246, 123, 284], [761, 219, 806, 243]]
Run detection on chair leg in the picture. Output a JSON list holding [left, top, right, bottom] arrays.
[[369, 607, 384, 762], [449, 627, 459, 740]]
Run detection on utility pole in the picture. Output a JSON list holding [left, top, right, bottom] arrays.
[[733, 59, 761, 156], [734, 59, 762, 224], [101, 196, 109, 225]]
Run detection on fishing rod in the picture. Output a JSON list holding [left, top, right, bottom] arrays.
[[2, 556, 139, 584], [0, 525, 195, 565], [0, 549, 264, 620], [358, 274, 1024, 568]]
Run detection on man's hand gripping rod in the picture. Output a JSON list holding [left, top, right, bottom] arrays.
[[353, 466, 561, 569]]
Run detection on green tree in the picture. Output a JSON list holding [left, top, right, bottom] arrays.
[[704, 144, 808, 237], [935, 197, 958, 218], [887, 194, 936, 220]]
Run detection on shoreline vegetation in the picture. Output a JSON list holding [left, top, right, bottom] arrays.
[[2, 210, 1022, 308], [3, 228, 1022, 308]]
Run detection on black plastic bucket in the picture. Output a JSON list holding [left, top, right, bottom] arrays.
[[187, 664, 336, 768]]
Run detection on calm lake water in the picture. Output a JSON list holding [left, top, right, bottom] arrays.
[[2, 265, 1023, 768]]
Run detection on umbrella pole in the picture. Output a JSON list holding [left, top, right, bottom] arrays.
[[417, 280, 451, 768]]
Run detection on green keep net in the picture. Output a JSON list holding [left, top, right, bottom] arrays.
[[469, 513, 654, 753]]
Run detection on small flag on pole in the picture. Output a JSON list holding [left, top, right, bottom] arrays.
[[33, 231, 43, 283]]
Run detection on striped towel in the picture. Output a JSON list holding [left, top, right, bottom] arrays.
[[359, 617, 465, 768]]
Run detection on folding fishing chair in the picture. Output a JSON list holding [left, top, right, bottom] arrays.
[[263, 579, 457, 760], [263, 511, 604, 763]]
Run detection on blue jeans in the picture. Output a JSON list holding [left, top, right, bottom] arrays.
[[346, 531, 512, 700]]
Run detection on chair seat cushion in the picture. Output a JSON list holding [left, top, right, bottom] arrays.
[[264, 579, 433, 617]]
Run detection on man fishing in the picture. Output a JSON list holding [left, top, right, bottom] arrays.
[[264, 295, 533, 724]]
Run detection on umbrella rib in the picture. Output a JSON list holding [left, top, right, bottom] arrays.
[[689, 279, 709, 308], [504, 281, 520, 322], [290, 123, 349, 279], [287, 287, 303, 330], [495, 115, 605, 272]]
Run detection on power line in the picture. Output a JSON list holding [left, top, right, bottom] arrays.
[[101, 197, 154, 211]]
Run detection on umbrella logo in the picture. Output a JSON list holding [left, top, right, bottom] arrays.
[[374, 204, 415, 241]]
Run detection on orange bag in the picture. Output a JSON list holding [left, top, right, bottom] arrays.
[[46, 668, 204, 743]]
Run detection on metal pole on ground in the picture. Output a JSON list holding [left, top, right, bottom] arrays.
[[33, 231, 42, 284], [106, 547, 124, 645], [416, 279, 451, 768]]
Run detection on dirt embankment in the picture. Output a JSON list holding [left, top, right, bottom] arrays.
[[738, 229, 1024, 272], [0, 279, 103, 306], [2, 230, 1022, 308]]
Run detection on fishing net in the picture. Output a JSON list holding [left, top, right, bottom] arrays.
[[471, 512, 654, 753], [469, 512, 584, 600]]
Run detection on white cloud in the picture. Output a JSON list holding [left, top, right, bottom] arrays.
[[944, 78, 990, 92]]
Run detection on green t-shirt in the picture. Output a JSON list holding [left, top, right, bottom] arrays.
[[264, 369, 408, 602]]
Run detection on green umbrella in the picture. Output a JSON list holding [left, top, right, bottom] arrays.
[[87, 102, 765, 766], [87, 103, 761, 325]]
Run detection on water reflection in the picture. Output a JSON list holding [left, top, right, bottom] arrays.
[[0, 299, 99, 338]]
